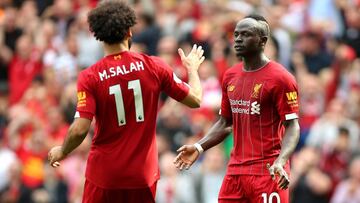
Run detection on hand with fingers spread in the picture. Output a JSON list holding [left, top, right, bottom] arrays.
[[48, 146, 66, 168], [173, 145, 200, 170], [178, 44, 205, 72], [268, 161, 290, 190]]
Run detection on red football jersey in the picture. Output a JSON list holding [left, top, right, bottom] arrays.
[[220, 61, 299, 175], [75, 51, 189, 189]]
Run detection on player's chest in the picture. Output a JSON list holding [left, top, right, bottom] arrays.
[[226, 77, 272, 115]]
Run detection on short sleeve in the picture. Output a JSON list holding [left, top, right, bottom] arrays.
[[219, 75, 232, 121], [273, 73, 299, 121], [75, 71, 96, 120], [151, 56, 189, 101]]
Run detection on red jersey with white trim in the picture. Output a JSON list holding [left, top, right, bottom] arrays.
[[220, 61, 299, 175], [75, 51, 189, 189]]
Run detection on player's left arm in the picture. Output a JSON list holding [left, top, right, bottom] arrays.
[[48, 118, 91, 167], [269, 118, 300, 190], [269, 70, 300, 190]]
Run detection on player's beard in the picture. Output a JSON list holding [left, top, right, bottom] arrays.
[[128, 38, 132, 49]]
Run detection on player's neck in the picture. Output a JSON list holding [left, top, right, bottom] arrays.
[[103, 41, 129, 56], [242, 53, 270, 71]]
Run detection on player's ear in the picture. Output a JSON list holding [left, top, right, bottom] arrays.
[[127, 29, 133, 38], [260, 36, 268, 47]]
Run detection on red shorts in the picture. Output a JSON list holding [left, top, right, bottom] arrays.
[[82, 179, 157, 203], [218, 174, 289, 203]]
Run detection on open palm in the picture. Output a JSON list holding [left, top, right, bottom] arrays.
[[173, 145, 200, 170]]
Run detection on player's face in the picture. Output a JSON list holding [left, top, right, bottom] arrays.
[[233, 19, 263, 58]]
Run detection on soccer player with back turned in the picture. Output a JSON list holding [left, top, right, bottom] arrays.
[[48, 1, 205, 203], [174, 14, 300, 203]]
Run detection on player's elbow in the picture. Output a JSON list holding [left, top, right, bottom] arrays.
[[180, 94, 201, 108], [190, 96, 201, 108]]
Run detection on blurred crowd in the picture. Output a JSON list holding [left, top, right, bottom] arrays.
[[0, 0, 360, 203]]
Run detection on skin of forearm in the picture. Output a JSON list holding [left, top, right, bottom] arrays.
[[187, 69, 202, 104], [198, 117, 232, 151], [276, 119, 300, 165], [61, 124, 88, 156]]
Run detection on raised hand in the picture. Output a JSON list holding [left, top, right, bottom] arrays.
[[178, 44, 205, 72], [268, 161, 290, 190], [173, 145, 200, 170]]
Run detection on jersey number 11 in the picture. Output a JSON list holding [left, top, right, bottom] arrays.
[[109, 79, 144, 126]]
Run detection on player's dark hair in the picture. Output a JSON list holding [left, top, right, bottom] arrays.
[[244, 14, 270, 37], [339, 126, 350, 136], [87, 0, 137, 44], [245, 14, 268, 23]]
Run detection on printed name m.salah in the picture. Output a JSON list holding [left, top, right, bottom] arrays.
[[98, 61, 145, 81]]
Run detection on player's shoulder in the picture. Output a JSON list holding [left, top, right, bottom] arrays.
[[224, 63, 243, 76], [268, 61, 296, 83], [126, 51, 161, 69], [78, 65, 93, 79]]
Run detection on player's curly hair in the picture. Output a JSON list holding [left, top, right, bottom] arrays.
[[87, 0, 137, 44]]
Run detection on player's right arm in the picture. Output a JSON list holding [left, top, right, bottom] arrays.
[[174, 68, 233, 170], [174, 116, 232, 170], [177, 44, 205, 108], [48, 70, 96, 167], [154, 44, 205, 108]]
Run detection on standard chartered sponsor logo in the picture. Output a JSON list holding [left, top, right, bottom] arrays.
[[230, 99, 260, 115], [231, 107, 250, 114], [229, 99, 250, 106]]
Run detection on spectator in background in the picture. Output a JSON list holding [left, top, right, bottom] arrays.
[[0, 160, 32, 203], [1, 6, 22, 51], [193, 146, 226, 203], [133, 12, 161, 56], [341, 3, 360, 57], [306, 98, 359, 151], [157, 101, 193, 152], [197, 60, 221, 111], [156, 151, 197, 203], [45, 0, 75, 41], [293, 31, 332, 75], [156, 36, 187, 81], [0, 6, 22, 88], [160, 0, 197, 41], [8, 34, 42, 105], [0, 129, 16, 192], [297, 74, 325, 148], [331, 156, 360, 203], [320, 127, 352, 195], [266, 5, 292, 68], [51, 32, 78, 86], [74, 7, 103, 69], [290, 147, 332, 203], [33, 163, 68, 203]]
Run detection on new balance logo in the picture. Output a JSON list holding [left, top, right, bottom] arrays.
[[250, 101, 260, 115]]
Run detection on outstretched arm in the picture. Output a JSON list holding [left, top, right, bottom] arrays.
[[268, 118, 300, 190], [48, 118, 91, 167], [178, 44, 205, 108], [174, 116, 232, 170]]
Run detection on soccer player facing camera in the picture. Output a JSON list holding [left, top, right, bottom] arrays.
[[174, 15, 300, 203], [48, 1, 205, 202]]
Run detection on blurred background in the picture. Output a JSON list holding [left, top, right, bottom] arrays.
[[0, 0, 360, 202]]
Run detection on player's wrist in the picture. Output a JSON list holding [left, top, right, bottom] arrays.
[[193, 143, 204, 154], [274, 157, 287, 166], [187, 68, 198, 75]]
